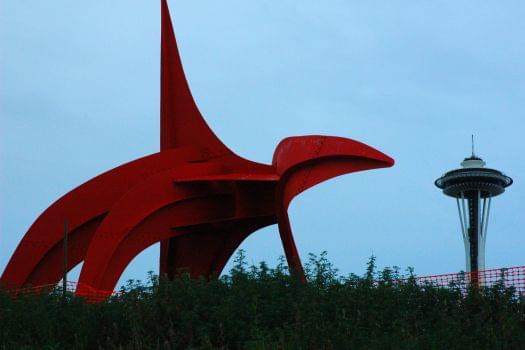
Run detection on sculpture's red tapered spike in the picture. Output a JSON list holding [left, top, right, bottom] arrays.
[[160, 0, 230, 156]]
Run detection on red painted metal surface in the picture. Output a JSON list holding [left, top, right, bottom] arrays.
[[1, 0, 393, 296]]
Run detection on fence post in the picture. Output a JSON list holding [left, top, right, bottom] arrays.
[[63, 219, 68, 300]]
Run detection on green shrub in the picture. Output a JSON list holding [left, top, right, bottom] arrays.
[[1, 252, 524, 349]]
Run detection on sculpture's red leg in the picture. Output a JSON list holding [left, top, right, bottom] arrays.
[[162, 229, 229, 279], [162, 217, 267, 278], [276, 208, 306, 282], [25, 215, 105, 286], [159, 237, 172, 279], [207, 217, 275, 276]]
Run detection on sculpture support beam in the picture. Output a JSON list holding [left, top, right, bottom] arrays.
[[277, 208, 306, 282]]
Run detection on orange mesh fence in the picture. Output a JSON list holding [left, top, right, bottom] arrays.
[[8, 283, 57, 296], [8, 281, 117, 304], [412, 265, 525, 294], [6, 265, 525, 303], [74, 282, 116, 303]]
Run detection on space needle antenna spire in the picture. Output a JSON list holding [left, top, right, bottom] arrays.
[[471, 134, 475, 157]]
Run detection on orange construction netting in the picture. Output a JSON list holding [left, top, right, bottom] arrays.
[[8, 281, 115, 303], [412, 265, 525, 293], [7, 265, 525, 303]]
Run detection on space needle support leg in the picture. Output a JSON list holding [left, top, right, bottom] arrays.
[[459, 192, 470, 272], [483, 196, 491, 242], [456, 197, 467, 241], [480, 196, 491, 274], [479, 194, 487, 273]]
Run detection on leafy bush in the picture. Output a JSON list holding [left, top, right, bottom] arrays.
[[1, 252, 524, 349]]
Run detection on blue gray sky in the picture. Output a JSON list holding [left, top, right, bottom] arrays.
[[1, 1, 524, 286]]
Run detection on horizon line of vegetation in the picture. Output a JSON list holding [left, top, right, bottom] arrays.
[[1, 251, 524, 349]]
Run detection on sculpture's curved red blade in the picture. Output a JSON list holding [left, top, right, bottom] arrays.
[[0, 149, 201, 288], [273, 135, 394, 207]]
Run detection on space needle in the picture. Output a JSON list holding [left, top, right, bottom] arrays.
[[435, 138, 513, 282]]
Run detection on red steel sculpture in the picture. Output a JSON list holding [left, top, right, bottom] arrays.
[[1, 0, 394, 295]]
